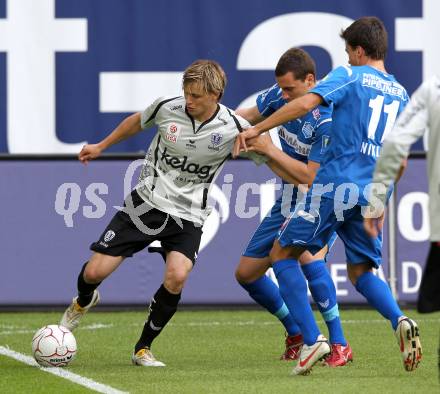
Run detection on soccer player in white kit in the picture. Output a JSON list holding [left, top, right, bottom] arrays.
[[60, 60, 262, 367]]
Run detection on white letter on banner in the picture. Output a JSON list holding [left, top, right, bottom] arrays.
[[396, 0, 440, 80], [237, 12, 353, 70], [330, 264, 348, 296], [402, 261, 422, 294], [0, 0, 87, 152], [236, 12, 352, 149], [397, 192, 430, 242], [100, 72, 183, 112]]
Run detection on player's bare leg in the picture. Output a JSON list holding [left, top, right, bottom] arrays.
[[133, 251, 193, 367], [60, 253, 125, 331], [235, 256, 271, 283]]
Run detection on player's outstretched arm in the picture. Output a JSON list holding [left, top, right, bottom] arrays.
[[246, 133, 319, 187], [254, 93, 321, 135], [78, 112, 143, 164], [232, 127, 260, 158], [233, 93, 322, 158], [235, 106, 265, 126], [267, 155, 319, 188]]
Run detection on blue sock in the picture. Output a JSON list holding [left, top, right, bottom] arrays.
[[302, 260, 346, 345], [239, 275, 301, 336], [273, 259, 321, 345], [355, 271, 403, 329]]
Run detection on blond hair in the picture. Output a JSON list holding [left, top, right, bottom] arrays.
[[182, 60, 227, 100]]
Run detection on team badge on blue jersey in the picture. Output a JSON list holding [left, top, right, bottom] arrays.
[[211, 133, 223, 146], [301, 122, 314, 139]]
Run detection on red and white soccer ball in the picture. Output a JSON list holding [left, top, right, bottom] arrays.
[[31, 325, 77, 367]]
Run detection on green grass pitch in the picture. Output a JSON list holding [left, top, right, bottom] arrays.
[[0, 309, 438, 393]]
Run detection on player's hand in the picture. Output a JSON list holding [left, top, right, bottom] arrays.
[[78, 144, 103, 165], [232, 127, 260, 158], [247, 133, 273, 155], [363, 212, 385, 238]]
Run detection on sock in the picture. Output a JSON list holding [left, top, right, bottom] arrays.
[[302, 260, 346, 345], [273, 259, 320, 345], [77, 262, 100, 307], [135, 284, 181, 352], [355, 271, 403, 329], [239, 275, 301, 336]]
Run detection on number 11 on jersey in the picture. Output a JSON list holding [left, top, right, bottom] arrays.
[[367, 95, 400, 143]]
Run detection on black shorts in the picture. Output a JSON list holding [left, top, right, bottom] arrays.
[[90, 190, 203, 263]]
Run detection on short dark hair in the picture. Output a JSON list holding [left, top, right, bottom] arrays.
[[340, 16, 388, 60], [275, 48, 316, 80]]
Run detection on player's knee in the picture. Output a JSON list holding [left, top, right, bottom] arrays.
[[83, 265, 105, 283], [235, 265, 250, 284], [347, 269, 358, 286], [347, 263, 372, 286], [164, 278, 185, 293], [298, 251, 316, 265], [164, 269, 189, 292]]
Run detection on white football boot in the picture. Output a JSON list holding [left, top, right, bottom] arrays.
[[60, 290, 100, 331], [395, 316, 422, 371], [132, 348, 165, 367], [292, 334, 331, 375]]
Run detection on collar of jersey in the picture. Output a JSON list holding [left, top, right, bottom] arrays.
[[185, 104, 220, 134]]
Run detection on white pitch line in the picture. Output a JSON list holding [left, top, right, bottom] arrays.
[[0, 346, 128, 394]]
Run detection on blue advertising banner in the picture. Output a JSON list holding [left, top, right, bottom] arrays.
[[0, 0, 437, 153], [0, 158, 429, 305]]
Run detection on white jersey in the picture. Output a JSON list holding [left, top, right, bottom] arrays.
[[372, 75, 440, 240], [137, 96, 260, 225]]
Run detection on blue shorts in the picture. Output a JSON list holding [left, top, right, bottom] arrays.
[[277, 196, 382, 268], [243, 196, 337, 258]]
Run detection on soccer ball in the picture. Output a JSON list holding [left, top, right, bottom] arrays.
[[31, 325, 77, 367]]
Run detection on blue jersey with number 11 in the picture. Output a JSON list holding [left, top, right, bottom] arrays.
[[310, 65, 409, 205]]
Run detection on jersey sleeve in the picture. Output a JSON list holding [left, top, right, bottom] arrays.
[[140, 96, 177, 129], [256, 84, 284, 117], [234, 114, 251, 130], [307, 115, 332, 163], [310, 66, 356, 107]]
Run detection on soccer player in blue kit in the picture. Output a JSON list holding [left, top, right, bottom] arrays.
[[234, 17, 422, 375], [235, 48, 351, 367]]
